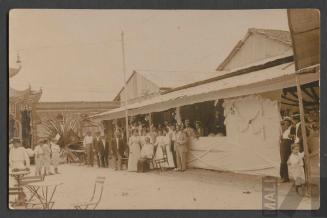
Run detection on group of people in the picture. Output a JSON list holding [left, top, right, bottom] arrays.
[[83, 119, 200, 172], [34, 138, 61, 176], [83, 129, 127, 170], [9, 137, 61, 176], [279, 114, 314, 195]]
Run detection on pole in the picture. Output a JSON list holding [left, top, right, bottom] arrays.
[[295, 75, 312, 195], [121, 31, 129, 140], [149, 113, 152, 133]]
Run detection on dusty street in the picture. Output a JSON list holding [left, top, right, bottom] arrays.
[[24, 164, 319, 210]]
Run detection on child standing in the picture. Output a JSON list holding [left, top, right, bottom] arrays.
[[287, 143, 305, 194], [50, 138, 61, 174], [42, 139, 53, 176], [34, 139, 45, 176]]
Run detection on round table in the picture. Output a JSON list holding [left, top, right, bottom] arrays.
[[9, 169, 31, 206]]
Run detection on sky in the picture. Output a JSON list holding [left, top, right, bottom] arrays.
[[9, 9, 289, 102]]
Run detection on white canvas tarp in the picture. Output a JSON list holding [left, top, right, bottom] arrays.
[[188, 95, 281, 176]]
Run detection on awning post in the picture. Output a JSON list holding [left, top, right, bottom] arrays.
[[149, 113, 152, 132], [295, 75, 312, 195], [121, 31, 129, 140]]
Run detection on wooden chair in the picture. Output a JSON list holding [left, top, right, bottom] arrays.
[[72, 176, 106, 210], [120, 147, 129, 170], [145, 147, 158, 170], [154, 146, 169, 171]]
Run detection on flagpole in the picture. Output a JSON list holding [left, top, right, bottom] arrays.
[[121, 31, 129, 140]]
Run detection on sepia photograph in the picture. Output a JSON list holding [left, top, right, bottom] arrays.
[[8, 9, 320, 210]]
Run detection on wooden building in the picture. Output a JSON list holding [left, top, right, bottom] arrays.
[[92, 28, 319, 178], [35, 101, 120, 140]]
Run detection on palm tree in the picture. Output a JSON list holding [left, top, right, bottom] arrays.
[[41, 114, 83, 162]]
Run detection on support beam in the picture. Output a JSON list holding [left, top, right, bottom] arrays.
[[295, 75, 312, 195]]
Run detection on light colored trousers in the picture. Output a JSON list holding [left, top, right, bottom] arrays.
[[176, 145, 188, 171], [85, 144, 94, 166], [35, 155, 44, 176], [43, 154, 51, 174]]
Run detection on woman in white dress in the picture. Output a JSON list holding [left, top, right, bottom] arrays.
[[154, 129, 175, 168], [128, 129, 142, 172], [287, 143, 305, 194]]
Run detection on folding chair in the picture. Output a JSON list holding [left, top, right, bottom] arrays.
[[20, 175, 45, 208], [154, 146, 169, 171], [72, 176, 106, 210], [9, 175, 45, 208], [145, 147, 158, 170], [120, 147, 129, 170]]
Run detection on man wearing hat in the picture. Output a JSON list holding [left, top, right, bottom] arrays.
[[111, 129, 125, 170], [93, 131, 102, 168], [9, 137, 30, 171], [195, 121, 204, 138], [279, 117, 295, 183], [175, 124, 189, 171], [83, 131, 94, 167]]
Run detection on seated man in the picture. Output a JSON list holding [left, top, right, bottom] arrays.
[[140, 136, 154, 159], [9, 137, 30, 171]]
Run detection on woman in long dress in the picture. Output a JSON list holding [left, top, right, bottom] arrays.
[[128, 129, 142, 172], [139, 128, 147, 148]]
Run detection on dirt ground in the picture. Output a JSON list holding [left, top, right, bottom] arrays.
[[19, 164, 319, 210]]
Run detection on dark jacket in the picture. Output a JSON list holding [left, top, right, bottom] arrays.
[[110, 137, 125, 157], [94, 138, 109, 156]]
